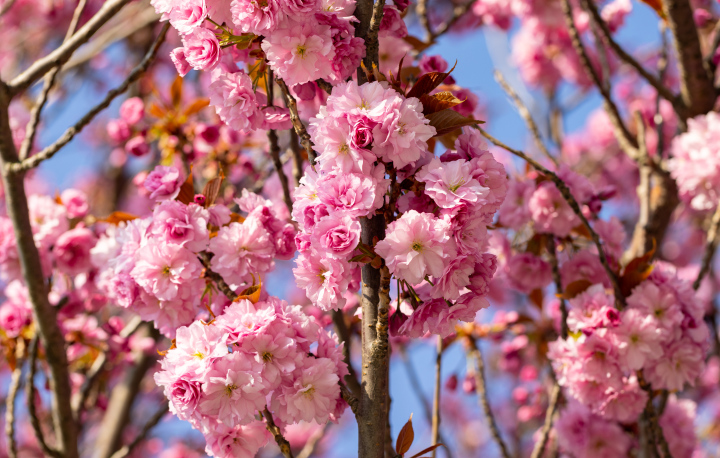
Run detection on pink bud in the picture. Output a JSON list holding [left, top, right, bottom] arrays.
[[107, 119, 130, 143], [444, 374, 458, 391], [462, 372, 476, 393], [125, 135, 150, 157], [119, 97, 145, 125]]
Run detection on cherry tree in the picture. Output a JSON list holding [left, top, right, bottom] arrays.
[[1, 0, 720, 455]]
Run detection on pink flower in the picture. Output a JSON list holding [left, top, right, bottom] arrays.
[[207, 218, 275, 289], [668, 112, 720, 211], [316, 171, 384, 218], [613, 308, 662, 371], [560, 250, 610, 289], [600, 0, 631, 31], [293, 251, 352, 310], [204, 421, 271, 458], [566, 284, 618, 332], [119, 97, 145, 125], [58, 189, 88, 219], [163, 321, 229, 377], [208, 70, 262, 133], [372, 97, 436, 168], [125, 135, 150, 157], [271, 357, 340, 424], [107, 119, 131, 143], [659, 396, 698, 458], [417, 158, 489, 209], [505, 252, 552, 294], [148, 201, 210, 252], [231, 0, 281, 34], [144, 165, 185, 201], [472, 0, 514, 29], [182, 27, 220, 71], [529, 181, 579, 237], [29, 195, 69, 248], [311, 116, 377, 174], [375, 210, 454, 285], [262, 20, 335, 86], [310, 215, 360, 258], [498, 180, 534, 229], [646, 340, 704, 391], [170, 47, 191, 77], [241, 331, 303, 389], [169, 0, 207, 35], [626, 280, 683, 333], [598, 378, 647, 423], [131, 241, 203, 301], [198, 352, 268, 426], [430, 255, 475, 300], [53, 226, 97, 275]]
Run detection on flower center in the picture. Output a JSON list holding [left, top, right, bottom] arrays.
[[262, 351, 273, 362], [449, 179, 466, 192], [225, 384, 238, 396], [296, 45, 307, 58], [339, 143, 349, 155], [192, 351, 204, 359], [411, 241, 423, 252], [303, 385, 316, 399], [162, 265, 171, 275]]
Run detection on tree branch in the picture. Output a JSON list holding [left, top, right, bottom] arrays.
[[693, 203, 720, 290], [5, 365, 22, 458], [18, 0, 88, 161], [546, 237, 568, 339], [431, 337, 442, 458], [494, 70, 558, 166], [108, 404, 169, 458], [26, 336, 63, 458], [276, 78, 317, 165], [262, 407, 295, 458], [8, 0, 133, 95], [529, 383, 561, 458], [266, 68, 293, 214], [331, 309, 362, 397], [477, 127, 627, 308], [466, 337, 511, 458], [9, 22, 168, 173]]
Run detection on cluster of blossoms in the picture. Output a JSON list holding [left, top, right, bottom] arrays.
[[548, 264, 708, 439], [291, 78, 507, 336], [154, 296, 347, 458], [92, 164, 295, 337], [669, 111, 720, 211]]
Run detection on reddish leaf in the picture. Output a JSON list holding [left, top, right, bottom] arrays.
[[201, 172, 224, 208], [98, 211, 139, 225], [425, 109, 483, 136], [148, 102, 166, 119], [557, 279, 593, 300], [620, 239, 656, 297], [183, 98, 210, 117], [419, 91, 464, 115], [406, 61, 457, 99], [176, 172, 195, 205], [170, 75, 183, 108], [229, 212, 246, 224], [409, 444, 446, 458], [396, 414, 414, 455], [235, 278, 262, 303], [403, 35, 432, 53], [529, 288, 543, 310], [638, 0, 666, 18]]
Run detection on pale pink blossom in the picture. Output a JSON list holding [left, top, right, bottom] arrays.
[[529, 181, 579, 237], [131, 241, 203, 301], [262, 21, 335, 86], [182, 27, 220, 70], [144, 165, 185, 201], [293, 251, 352, 310], [208, 70, 262, 133], [169, 0, 208, 34], [372, 97, 435, 168], [417, 158, 489, 209], [310, 214, 360, 258], [60, 189, 89, 219], [271, 357, 340, 424], [53, 226, 97, 275], [231, 0, 281, 34]]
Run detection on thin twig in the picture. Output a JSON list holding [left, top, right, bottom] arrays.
[[466, 338, 512, 458], [0, 0, 17, 17], [198, 251, 238, 301], [560, 0, 639, 159], [26, 336, 62, 458], [579, 0, 677, 104], [706, 19, 720, 74], [296, 422, 331, 458], [694, 203, 720, 290], [10, 22, 169, 173], [73, 351, 107, 421], [477, 127, 627, 308], [417, 0, 432, 41], [494, 70, 558, 166], [5, 365, 22, 458], [331, 309, 362, 396], [432, 0, 474, 39], [529, 383, 562, 458], [265, 68, 293, 214], [8, 0, 132, 95], [340, 382, 359, 415], [431, 336, 442, 458], [18, 0, 88, 161], [276, 78, 316, 165], [288, 129, 303, 187], [546, 236, 568, 339], [262, 407, 295, 458], [108, 404, 169, 458]]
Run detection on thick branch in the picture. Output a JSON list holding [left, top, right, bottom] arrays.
[[262, 407, 295, 458], [10, 23, 168, 173], [0, 82, 78, 457], [8, 0, 132, 95], [661, 0, 716, 118], [466, 338, 511, 458]]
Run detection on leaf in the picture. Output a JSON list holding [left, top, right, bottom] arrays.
[[183, 98, 210, 117], [409, 444, 446, 458], [403, 35, 432, 53], [425, 109, 483, 137], [620, 239, 656, 297], [557, 279, 593, 300], [97, 211, 139, 225], [529, 288, 543, 310], [406, 61, 457, 99], [148, 102, 166, 119], [396, 414, 414, 455], [176, 172, 195, 205], [419, 91, 464, 115], [235, 277, 262, 303], [229, 212, 246, 224], [201, 172, 224, 208], [170, 75, 183, 108], [638, 0, 666, 18]]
